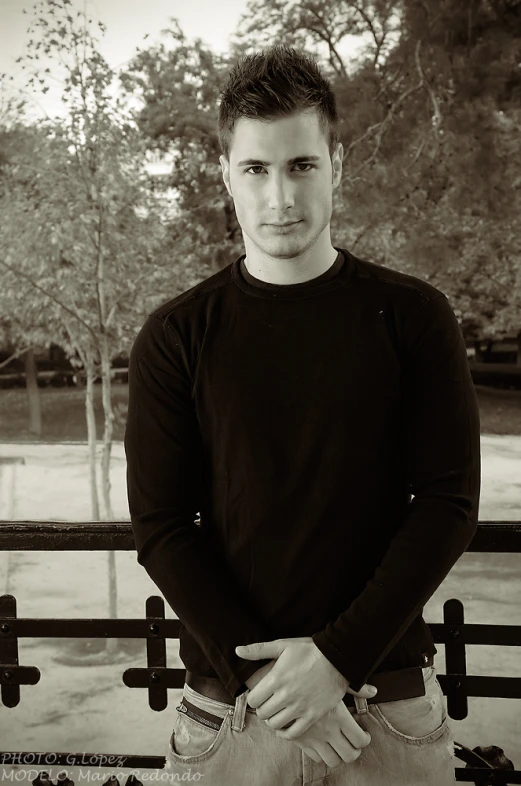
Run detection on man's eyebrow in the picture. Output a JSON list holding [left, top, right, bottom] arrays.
[[237, 155, 321, 167]]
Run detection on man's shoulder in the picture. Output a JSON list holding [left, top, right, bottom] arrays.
[[129, 262, 234, 359], [150, 261, 234, 321], [347, 253, 461, 359], [351, 253, 446, 308]]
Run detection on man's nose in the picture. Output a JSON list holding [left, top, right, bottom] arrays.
[[267, 175, 295, 211]]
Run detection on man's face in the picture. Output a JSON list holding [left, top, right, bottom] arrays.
[[220, 109, 343, 260]]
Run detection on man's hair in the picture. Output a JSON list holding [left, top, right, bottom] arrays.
[[218, 44, 339, 160]]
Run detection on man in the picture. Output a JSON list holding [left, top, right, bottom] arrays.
[[124, 44, 480, 785]]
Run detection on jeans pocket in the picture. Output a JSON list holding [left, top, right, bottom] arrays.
[[169, 701, 230, 761], [371, 666, 448, 744]]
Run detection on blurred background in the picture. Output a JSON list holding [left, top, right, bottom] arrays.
[[0, 0, 520, 778]]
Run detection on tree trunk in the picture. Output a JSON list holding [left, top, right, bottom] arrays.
[[483, 340, 493, 363], [97, 207, 118, 657], [77, 355, 119, 663], [24, 348, 41, 436], [517, 330, 521, 367], [100, 336, 114, 521], [85, 360, 100, 521], [100, 334, 118, 656], [473, 340, 484, 363]]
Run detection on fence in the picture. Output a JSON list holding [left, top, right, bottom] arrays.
[[0, 520, 520, 785]]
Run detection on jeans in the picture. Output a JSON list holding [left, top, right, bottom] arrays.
[[164, 665, 456, 785]]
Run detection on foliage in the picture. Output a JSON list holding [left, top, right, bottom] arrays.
[[1, 0, 519, 353], [119, 0, 521, 341], [119, 20, 243, 270], [0, 0, 181, 527]]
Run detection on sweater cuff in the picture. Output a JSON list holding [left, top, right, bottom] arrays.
[[312, 632, 364, 693]]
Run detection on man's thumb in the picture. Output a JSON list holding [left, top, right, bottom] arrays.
[[235, 640, 282, 659], [347, 683, 378, 699]]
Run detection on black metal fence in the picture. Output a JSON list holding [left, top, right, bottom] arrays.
[[0, 520, 520, 785]]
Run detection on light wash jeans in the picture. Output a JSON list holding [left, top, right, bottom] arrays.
[[164, 665, 456, 785]]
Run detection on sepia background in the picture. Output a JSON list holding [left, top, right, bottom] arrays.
[[0, 0, 520, 780]]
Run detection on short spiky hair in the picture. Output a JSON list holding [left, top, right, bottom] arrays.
[[218, 44, 339, 160]]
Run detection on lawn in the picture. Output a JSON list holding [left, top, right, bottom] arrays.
[[0, 382, 520, 442]]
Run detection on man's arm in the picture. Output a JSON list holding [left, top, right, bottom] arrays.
[[124, 312, 273, 698], [312, 293, 481, 692]]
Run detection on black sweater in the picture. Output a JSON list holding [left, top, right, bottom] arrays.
[[124, 247, 481, 698]]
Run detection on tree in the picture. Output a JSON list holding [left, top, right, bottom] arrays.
[[120, 0, 521, 350], [119, 19, 244, 272], [0, 0, 185, 661]]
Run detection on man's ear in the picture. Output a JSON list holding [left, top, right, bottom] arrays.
[[220, 155, 233, 198], [332, 143, 343, 189]]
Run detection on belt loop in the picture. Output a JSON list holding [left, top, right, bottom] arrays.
[[354, 695, 369, 715], [230, 688, 249, 731]]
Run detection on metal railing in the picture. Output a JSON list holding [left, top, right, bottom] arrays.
[[0, 520, 520, 785]]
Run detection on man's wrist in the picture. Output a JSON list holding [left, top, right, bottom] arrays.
[[312, 637, 351, 692]]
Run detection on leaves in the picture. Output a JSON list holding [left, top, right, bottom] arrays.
[[0, 3, 178, 365], [3, 0, 519, 357]]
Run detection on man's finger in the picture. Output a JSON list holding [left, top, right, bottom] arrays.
[[300, 745, 322, 764], [276, 715, 314, 739], [345, 683, 377, 698], [341, 715, 372, 749], [246, 678, 277, 709]]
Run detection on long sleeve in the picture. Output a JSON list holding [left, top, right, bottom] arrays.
[[124, 313, 273, 697], [312, 293, 481, 692]]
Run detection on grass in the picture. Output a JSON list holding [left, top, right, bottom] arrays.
[[0, 383, 130, 442], [0, 382, 520, 442]]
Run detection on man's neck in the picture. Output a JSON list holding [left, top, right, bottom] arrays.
[[243, 240, 338, 285]]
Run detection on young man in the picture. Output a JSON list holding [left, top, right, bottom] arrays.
[[124, 45, 480, 785]]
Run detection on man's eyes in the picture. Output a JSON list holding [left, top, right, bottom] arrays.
[[245, 163, 315, 174]]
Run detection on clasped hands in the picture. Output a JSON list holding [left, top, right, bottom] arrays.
[[236, 636, 376, 769]]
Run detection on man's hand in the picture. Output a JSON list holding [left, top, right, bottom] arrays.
[[283, 700, 371, 769], [244, 659, 276, 689], [236, 636, 377, 737], [242, 651, 373, 768]]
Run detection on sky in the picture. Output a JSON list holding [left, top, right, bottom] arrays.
[[0, 0, 367, 123], [0, 0, 252, 119]]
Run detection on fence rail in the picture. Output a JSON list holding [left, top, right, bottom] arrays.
[[0, 520, 520, 785]]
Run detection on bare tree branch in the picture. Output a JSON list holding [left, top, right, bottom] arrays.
[[0, 257, 98, 341], [0, 345, 36, 370], [344, 40, 427, 180]]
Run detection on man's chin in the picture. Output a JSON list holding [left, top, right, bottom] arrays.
[[254, 235, 309, 259]]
